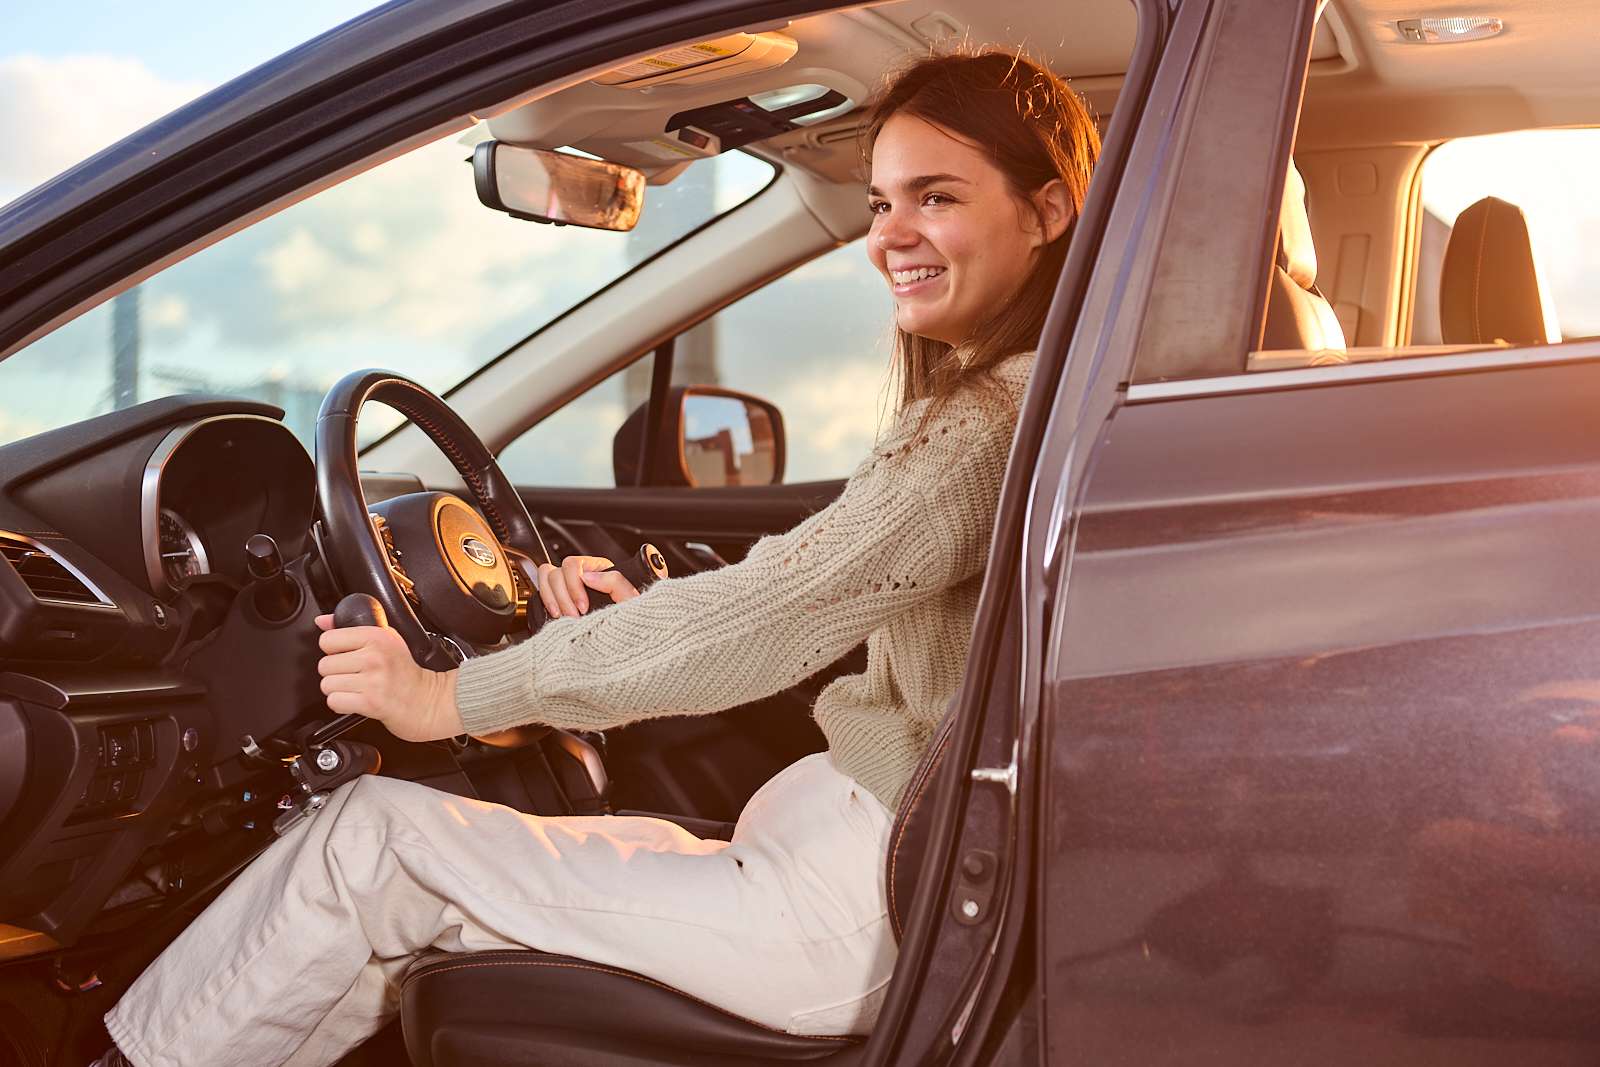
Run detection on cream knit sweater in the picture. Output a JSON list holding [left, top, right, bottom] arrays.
[[456, 352, 1033, 811]]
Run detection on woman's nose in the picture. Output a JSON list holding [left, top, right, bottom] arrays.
[[875, 210, 918, 250]]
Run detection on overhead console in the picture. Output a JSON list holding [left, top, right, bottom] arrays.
[[486, 21, 869, 185]]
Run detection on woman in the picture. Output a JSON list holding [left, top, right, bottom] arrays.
[[95, 48, 1100, 1067]]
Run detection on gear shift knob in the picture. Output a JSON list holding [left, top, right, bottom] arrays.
[[333, 593, 386, 629], [303, 594, 390, 751]]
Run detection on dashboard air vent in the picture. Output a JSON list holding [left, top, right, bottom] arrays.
[[0, 534, 102, 605]]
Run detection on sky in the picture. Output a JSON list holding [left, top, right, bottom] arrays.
[[0, 1, 386, 206]]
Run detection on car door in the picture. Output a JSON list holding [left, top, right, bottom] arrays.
[[1034, 0, 1600, 1062]]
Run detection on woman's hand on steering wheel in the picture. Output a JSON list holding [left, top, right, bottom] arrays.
[[538, 556, 640, 618], [315, 615, 465, 742]]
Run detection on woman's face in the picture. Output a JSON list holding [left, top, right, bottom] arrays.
[[867, 112, 1070, 347]]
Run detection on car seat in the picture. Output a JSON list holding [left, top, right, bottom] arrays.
[[398, 714, 960, 1066]]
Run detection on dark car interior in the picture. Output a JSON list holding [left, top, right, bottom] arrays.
[[7, 0, 1592, 1060]]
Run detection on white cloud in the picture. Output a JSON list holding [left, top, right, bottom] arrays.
[[0, 54, 204, 206], [781, 358, 891, 471], [145, 294, 189, 330], [0, 408, 48, 442]]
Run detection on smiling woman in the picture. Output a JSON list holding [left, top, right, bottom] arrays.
[[862, 51, 1099, 414], [0, 125, 772, 451]]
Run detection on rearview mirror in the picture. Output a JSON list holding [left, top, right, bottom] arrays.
[[612, 386, 786, 488], [472, 141, 645, 231]]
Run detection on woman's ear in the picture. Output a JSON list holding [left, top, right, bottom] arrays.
[[1031, 179, 1075, 245]]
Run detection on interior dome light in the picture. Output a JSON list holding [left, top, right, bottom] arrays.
[[1395, 16, 1504, 43], [748, 84, 854, 126]]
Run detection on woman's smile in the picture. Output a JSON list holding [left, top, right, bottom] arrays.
[[888, 264, 948, 295]]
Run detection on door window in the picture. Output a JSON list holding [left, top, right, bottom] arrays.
[[499, 239, 894, 486], [1410, 129, 1600, 345]]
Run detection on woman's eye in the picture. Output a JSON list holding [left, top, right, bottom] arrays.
[[867, 200, 889, 215], [922, 192, 954, 207]]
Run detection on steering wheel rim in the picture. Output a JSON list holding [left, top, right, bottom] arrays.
[[315, 369, 551, 669]]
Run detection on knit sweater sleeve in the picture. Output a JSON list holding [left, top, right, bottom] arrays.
[[452, 365, 1026, 736]]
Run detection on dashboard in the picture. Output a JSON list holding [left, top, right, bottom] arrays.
[[0, 396, 321, 953], [138, 413, 316, 600]]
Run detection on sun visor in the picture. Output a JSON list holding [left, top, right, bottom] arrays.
[[593, 32, 798, 90]]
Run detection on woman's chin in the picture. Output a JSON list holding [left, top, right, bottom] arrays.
[[895, 313, 959, 346]]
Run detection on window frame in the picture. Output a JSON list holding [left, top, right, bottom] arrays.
[[1122, 0, 1322, 384]]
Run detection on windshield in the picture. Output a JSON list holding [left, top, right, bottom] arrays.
[[0, 124, 775, 449]]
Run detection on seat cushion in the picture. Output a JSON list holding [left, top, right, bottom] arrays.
[[401, 950, 865, 1067]]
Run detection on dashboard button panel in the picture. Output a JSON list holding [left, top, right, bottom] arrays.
[[76, 721, 157, 814]]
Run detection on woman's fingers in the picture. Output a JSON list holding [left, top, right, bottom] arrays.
[[318, 624, 386, 656], [316, 650, 370, 677], [538, 562, 577, 617], [319, 672, 365, 694], [561, 555, 611, 614], [580, 569, 639, 603], [537, 556, 614, 615], [308, 607, 463, 740]]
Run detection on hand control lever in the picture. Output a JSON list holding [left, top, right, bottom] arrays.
[[271, 593, 386, 835], [585, 543, 670, 609]]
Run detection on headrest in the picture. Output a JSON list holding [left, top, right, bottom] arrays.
[[1279, 161, 1318, 289], [1440, 196, 1559, 347]]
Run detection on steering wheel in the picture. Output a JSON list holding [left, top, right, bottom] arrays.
[[314, 369, 551, 670]]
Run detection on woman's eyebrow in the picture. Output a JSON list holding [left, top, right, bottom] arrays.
[[867, 173, 972, 196]]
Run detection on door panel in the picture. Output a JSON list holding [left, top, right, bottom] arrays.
[[1044, 359, 1600, 1062], [515, 478, 855, 821]]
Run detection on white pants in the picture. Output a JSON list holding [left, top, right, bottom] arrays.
[[105, 752, 896, 1067]]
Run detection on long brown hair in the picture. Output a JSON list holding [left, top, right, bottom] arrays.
[[863, 48, 1100, 416]]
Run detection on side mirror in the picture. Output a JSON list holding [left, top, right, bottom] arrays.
[[613, 387, 786, 488], [473, 141, 645, 231]]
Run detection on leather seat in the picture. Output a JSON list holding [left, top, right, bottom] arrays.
[[1261, 161, 1347, 352], [401, 951, 867, 1066], [400, 715, 957, 1067], [1439, 195, 1559, 347]]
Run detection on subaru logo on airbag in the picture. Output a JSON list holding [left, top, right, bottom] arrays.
[[461, 536, 497, 568]]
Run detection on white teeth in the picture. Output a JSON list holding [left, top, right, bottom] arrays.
[[891, 266, 945, 285]]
